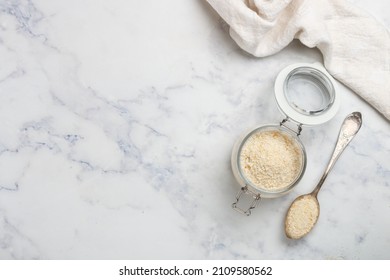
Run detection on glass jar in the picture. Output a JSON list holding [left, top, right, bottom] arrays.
[[231, 63, 340, 215]]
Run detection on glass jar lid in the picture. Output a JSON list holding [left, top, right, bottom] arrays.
[[274, 63, 340, 126]]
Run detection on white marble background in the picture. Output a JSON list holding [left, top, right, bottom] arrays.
[[0, 0, 389, 259]]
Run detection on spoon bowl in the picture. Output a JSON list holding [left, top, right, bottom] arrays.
[[285, 194, 320, 239]]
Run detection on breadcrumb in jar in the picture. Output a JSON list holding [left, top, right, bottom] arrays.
[[239, 129, 303, 191]]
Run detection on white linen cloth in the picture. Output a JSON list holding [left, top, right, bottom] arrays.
[[206, 0, 390, 121]]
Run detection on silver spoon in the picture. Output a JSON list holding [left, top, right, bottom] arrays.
[[285, 112, 363, 239]]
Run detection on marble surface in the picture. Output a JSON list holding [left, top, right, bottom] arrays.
[[0, 0, 389, 260]]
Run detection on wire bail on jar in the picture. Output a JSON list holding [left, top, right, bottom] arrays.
[[280, 117, 303, 136], [232, 186, 261, 216]]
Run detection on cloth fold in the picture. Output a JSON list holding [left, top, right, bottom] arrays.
[[206, 0, 390, 120]]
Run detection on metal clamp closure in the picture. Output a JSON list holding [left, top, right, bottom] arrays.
[[280, 117, 302, 136], [232, 186, 261, 216]]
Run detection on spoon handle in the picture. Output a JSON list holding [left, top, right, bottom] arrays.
[[311, 112, 362, 197]]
